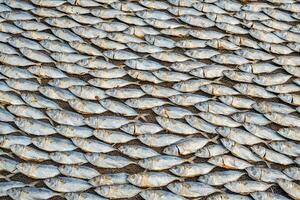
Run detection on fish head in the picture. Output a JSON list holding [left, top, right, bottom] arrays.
[[65, 192, 79, 200], [14, 117, 26, 127], [235, 11, 246, 19], [58, 165, 72, 174], [163, 145, 179, 156], [152, 106, 165, 116], [139, 190, 154, 199], [278, 94, 292, 104], [103, 50, 114, 59], [194, 2, 204, 10], [6, 188, 21, 200], [251, 103, 262, 112], [167, 7, 178, 15], [258, 42, 270, 50], [196, 147, 210, 158], [218, 96, 233, 105], [208, 156, 222, 166], [232, 82, 246, 95], [127, 173, 142, 185], [10, 144, 25, 153], [220, 138, 235, 150], [140, 84, 153, 93], [206, 13, 216, 21], [44, 177, 58, 188], [215, 127, 230, 137], [110, 2, 121, 10], [144, 35, 155, 44], [120, 123, 134, 134], [245, 166, 262, 180], [95, 186, 109, 196], [261, 8, 272, 14], [250, 192, 264, 200], [118, 145, 128, 154], [199, 85, 212, 93], [105, 88, 117, 96], [231, 113, 244, 122], [166, 182, 180, 192], [250, 145, 265, 157], [227, 36, 240, 45], [31, 137, 45, 147], [195, 102, 209, 112], [17, 162, 31, 174]]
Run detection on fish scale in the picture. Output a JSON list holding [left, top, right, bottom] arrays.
[[0, 0, 299, 199]]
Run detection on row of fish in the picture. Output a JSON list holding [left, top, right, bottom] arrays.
[[1, 0, 300, 200]]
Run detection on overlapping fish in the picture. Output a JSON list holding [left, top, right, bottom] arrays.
[[0, 0, 300, 199]]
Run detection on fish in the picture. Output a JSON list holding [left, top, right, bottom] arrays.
[[164, 136, 218, 156], [246, 167, 291, 182], [95, 184, 141, 199], [167, 181, 221, 198], [93, 130, 135, 144], [277, 179, 300, 199], [251, 192, 290, 200], [32, 136, 77, 152], [58, 165, 99, 179], [243, 123, 285, 141], [138, 155, 194, 170], [10, 144, 49, 162], [89, 173, 128, 187], [170, 163, 215, 177], [16, 163, 60, 179], [128, 172, 181, 187], [140, 190, 187, 200], [156, 116, 199, 135], [221, 138, 262, 162], [7, 187, 61, 200], [196, 144, 229, 158], [85, 116, 132, 129], [44, 177, 91, 192], [224, 181, 273, 194], [85, 153, 134, 168], [72, 137, 115, 153], [138, 134, 183, 147], [198, 170, 245, 186], [121, 122, 163, 135], [49, 151, 87, 165], [208, 155, 252, 169], [65, 192, 106, 200], [251, 145, 294, 165]]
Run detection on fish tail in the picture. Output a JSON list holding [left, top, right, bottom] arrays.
[[186, 156, 195, 163], [28, 180, 39, 186], [210, 135, 219, 144], [134, 113, 149, 122], [213, 76, 223, 84]]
